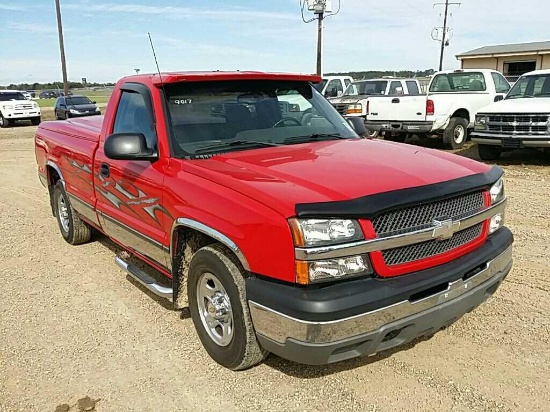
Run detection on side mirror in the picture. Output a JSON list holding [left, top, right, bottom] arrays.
[[104, 133, 158, 161], [92, 101, 96, 104], [347, 117, 367, 137], [494, 95, 504, 102]]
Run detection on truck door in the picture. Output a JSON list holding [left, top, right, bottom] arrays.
[[93, 83, 170, 270]]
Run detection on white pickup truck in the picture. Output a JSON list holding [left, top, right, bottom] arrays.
[[314, 75, 354, 98], [328, 78, 423, 138], [472, 69, 550, 160], [365, 69, 512, 148], [0, 90, 41, 127]]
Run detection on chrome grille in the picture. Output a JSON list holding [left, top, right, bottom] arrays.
[[485, 113, 550, 135], [372, 191, 484, 237], [15, 104, 33, 110], [382, 223, 483, 266], [333, 104, 347, 116]]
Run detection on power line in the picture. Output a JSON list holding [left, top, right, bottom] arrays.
[[433, 0, 461, 71]]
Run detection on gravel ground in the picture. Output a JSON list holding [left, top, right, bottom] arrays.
[[1, 120, 549, 412]]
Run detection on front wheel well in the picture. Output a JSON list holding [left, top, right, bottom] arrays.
[[171, 226, 246, 309]]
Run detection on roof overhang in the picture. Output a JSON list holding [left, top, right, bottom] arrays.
[[457, 50, 550, 60]]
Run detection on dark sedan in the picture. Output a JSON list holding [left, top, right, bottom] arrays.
[[54, 95, 101, 120]]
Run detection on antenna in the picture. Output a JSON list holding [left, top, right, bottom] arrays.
[[148, 32, 163, 83]]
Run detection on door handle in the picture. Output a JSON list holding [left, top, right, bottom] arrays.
[[100, 163, 110, 178], [391, 98, 400, 103]]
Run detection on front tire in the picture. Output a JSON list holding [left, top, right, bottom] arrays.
[[31, 117, 41, 126], [188, 245, 267, 370], [443, 117, 468, 149], [478, 144, 502, 161], [0, 113, 10, 128], [53, 181, 92, 245]]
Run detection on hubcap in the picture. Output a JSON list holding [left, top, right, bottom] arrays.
[[196, 272, 234, 347], [57, 195, 70, 232], [454, 124, 465, 144]]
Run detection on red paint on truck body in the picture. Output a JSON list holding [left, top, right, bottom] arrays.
[[35, 71, 492, 284]]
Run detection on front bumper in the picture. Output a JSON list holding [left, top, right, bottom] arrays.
[[3, 111, 40, 120], [365, 120, 433, 134], [247, 228, 513, 365], [472, 132, 550, 148], [69, 112, 101, 118]]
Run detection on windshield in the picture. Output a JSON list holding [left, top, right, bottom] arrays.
[[343, 80, 388, 96], [164, 80, 358, 157], [312, 79, 327, 92], [506, 74, 550, 99], [0, 92, 26, 101], [429, 72, 486, 92], [66, 96, 92, 105]]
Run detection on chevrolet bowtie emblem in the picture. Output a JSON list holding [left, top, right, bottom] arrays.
[[432, 218, 460, 240]]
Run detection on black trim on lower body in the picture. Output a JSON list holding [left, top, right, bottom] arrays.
[[246, 227, 513, 322], [256, 261, 511, 365], [295, 165, 503, 219]]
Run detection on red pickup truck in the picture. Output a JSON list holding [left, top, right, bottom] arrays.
[[35, 71, 513, 370]]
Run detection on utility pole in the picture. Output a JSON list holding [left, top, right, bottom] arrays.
[[316, 11, 324, 75], [301, 1, 340, 76], [54, 0, 69, 96], [433, 0, 461, 71]]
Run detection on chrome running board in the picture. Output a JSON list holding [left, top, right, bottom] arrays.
[[115, 256, 173, 300]]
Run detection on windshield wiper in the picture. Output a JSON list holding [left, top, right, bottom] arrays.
[[194, 140, 279, 154], [283, 133, 346, 144]]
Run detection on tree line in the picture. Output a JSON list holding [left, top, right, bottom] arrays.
[[1, 81, 115, 91], [325, 69, 436, 79]]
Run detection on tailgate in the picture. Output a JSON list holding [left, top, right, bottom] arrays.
[[368, 95, 427, 122]]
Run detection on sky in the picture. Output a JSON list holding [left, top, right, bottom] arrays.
[[0, 0, 548, 85]]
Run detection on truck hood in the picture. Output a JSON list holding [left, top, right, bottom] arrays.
[[183, 139, 489, 218], [329, 96, 370, 104], [478, 97, 550, 114]]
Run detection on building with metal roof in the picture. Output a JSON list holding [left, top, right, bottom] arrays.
[[456, 41, 550, 81]]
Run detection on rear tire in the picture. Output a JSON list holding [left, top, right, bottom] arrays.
[[188, 244, 267, 370], [386, 132, 408, 143], [478, 144, 502, 161], [443, 117, 468, 149], [53, 181, 92, 245]]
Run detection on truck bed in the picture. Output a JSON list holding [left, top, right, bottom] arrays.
[[38, 115, 104, 142]]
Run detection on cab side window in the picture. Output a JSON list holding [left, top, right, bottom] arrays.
[[113, 91, 157, 150], [491, 73, 511, 94]]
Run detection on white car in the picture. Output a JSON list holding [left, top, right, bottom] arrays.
[[472, 69, 550, 160], [365, 69, 512, 148], [0, 90, 41, 127]]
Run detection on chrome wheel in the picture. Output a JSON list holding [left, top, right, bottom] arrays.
[[454, 124, 466, 144], [57, 195, 70, 233], [196, 272, 234, 347]]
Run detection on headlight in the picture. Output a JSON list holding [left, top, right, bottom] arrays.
[[95, 107, 101, 112], [32, 103, 38, 109], [346, 104, 363, 115], [488, 178, 505, 234], [69, 109, 80, 114], [2, 104, 14, 110], [474, 115, 487, 130], [297, 254, 373, 284], [289, 218, 363, 247], [489, 178, 505, 204]]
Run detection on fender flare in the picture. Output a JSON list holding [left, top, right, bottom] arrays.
[[45, 160, 65, 188], [170, 217, 250, 272]]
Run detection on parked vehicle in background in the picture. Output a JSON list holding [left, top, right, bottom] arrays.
[[313, 75, 354, 98], [365, 69, 511, 148], [35, 70, 512, 370], [39, 91, 56, 99], [54, 95, 101, 120], [328, 78, 423, 139], [0, 90, 41, 127], [21, 91, 33, 100], [472, 69, 550, 160]]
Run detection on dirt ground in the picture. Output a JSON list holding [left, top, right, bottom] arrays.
[[1, 111, 549, 411]]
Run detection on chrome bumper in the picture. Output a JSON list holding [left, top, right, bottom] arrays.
[[249, 246, 512, 345]]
